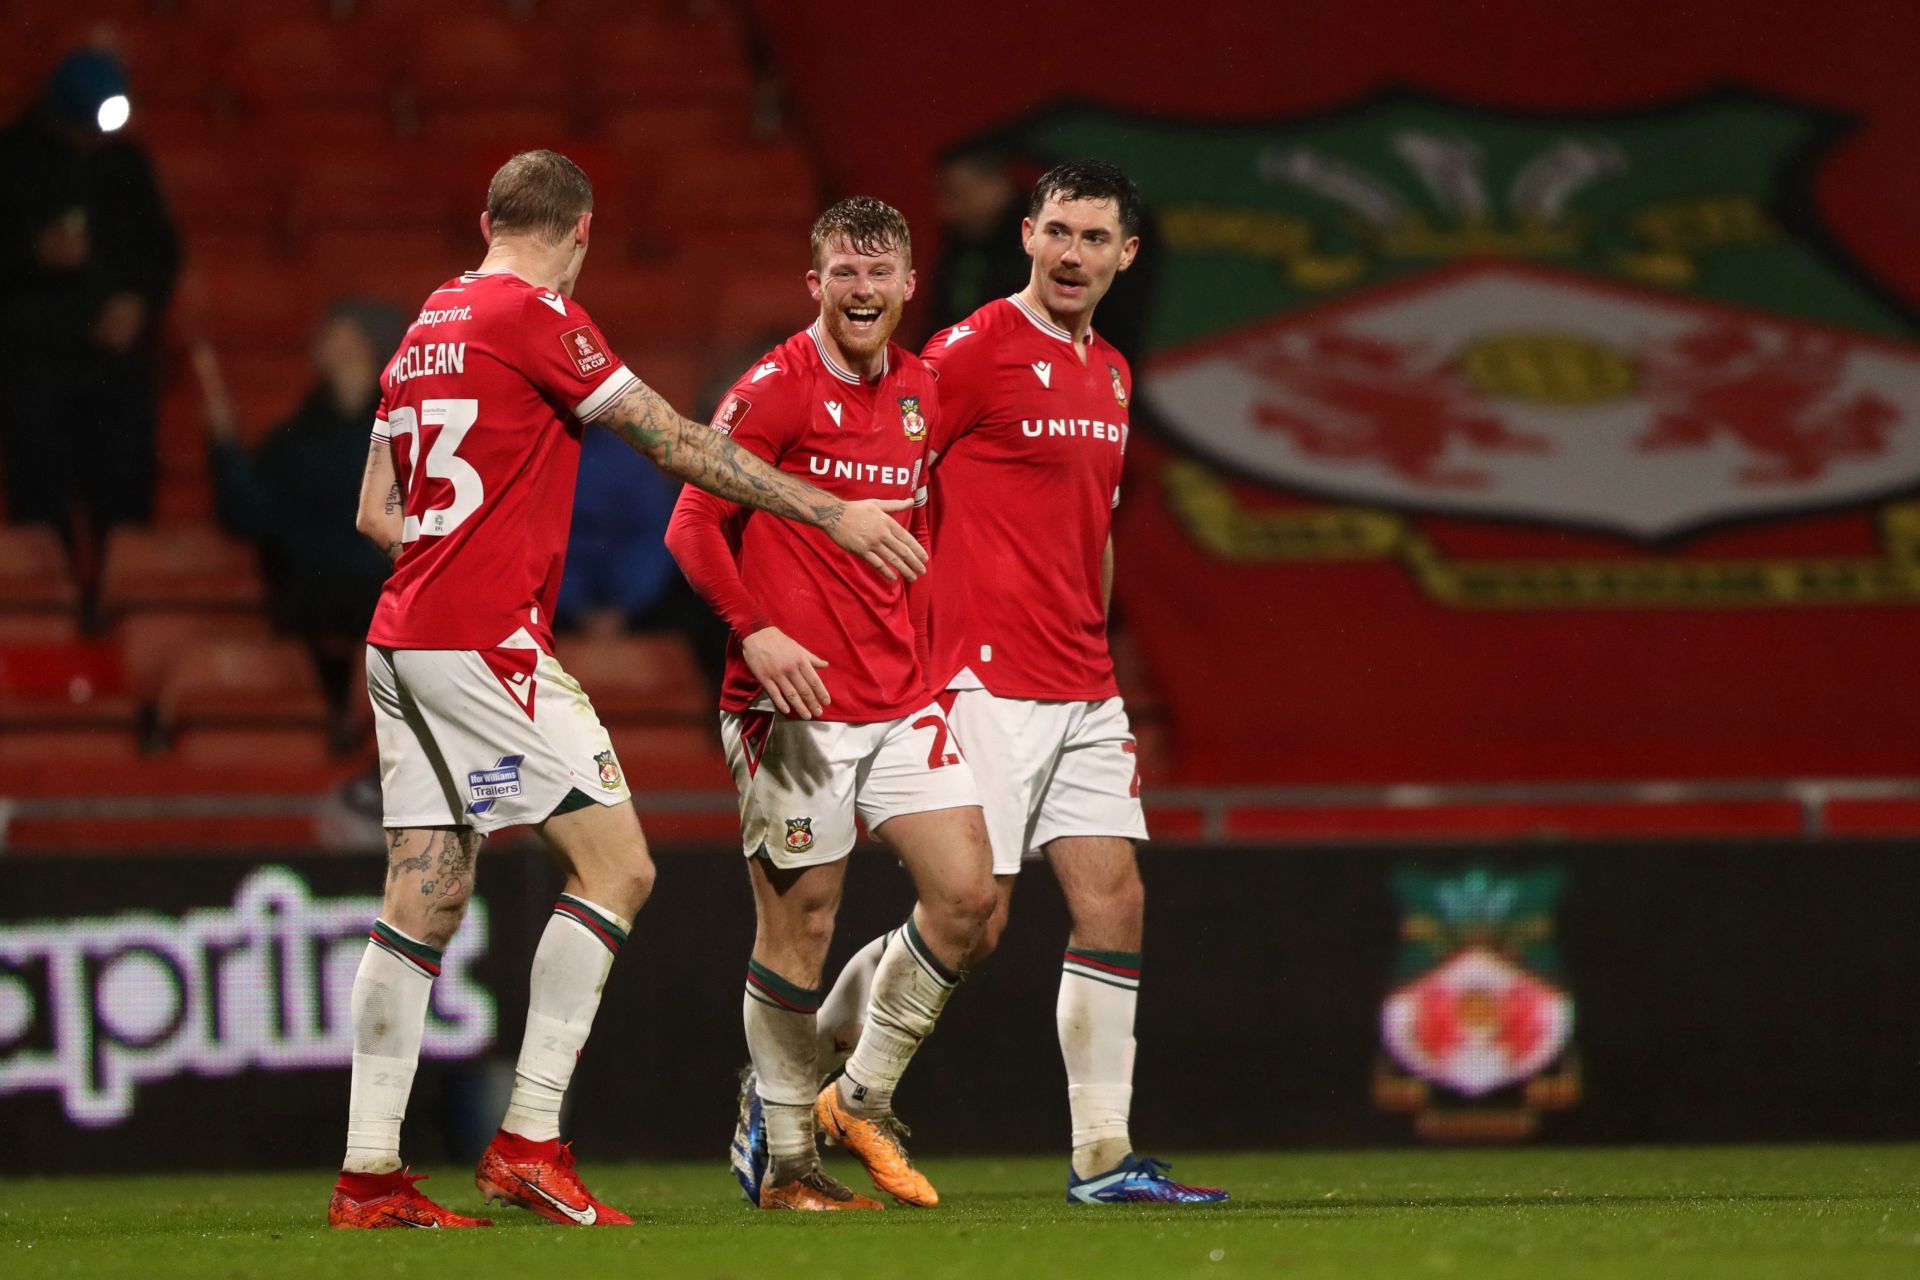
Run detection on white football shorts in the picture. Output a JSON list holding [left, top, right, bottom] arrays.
[[719, 699, 981, 868], [940, 690, 1148, 876], [366, 628, 631, 834]]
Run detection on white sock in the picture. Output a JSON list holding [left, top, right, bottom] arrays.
[[744, 958, 824, 1181], [1059, 947, 1140, 1175], [499, 894, 629, 1142], [839, 915, 961, 1118], [815, 932, 889, 1080], [344, 920, 441, 1173]]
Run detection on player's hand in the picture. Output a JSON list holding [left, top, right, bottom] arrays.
[[829, 498, 927, 582], [742, 626, 831, 720]]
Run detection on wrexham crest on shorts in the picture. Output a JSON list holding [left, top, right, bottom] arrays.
[[594, 749, 622, 791], [1374, 866, 1578, 1141], [899, 396, 927, 441], [784, 817, 814, 853], [980, 90, 1920, 606]]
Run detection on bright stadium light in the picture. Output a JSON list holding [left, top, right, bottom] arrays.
[[96, 94, 129, 133]]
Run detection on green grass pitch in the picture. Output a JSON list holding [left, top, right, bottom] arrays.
[[5, 1146, 1919, 1279]]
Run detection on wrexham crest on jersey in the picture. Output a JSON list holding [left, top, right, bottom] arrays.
[[899, 395, 927, 441], [981, 90, 1920, 606], [1108, 364, 1128, 408], [784, 817, 814, 853], [1374, 866, 1578, 1141], [594, 749, 622, 791]]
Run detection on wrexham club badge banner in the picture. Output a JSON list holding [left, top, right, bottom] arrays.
[[987, 91, 1920, 785]]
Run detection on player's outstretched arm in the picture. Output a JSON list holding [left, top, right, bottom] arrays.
[[354, 438, 405, 564], [601, 381, 927, 582]]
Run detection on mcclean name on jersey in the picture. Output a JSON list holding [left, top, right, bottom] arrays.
[[389, 342, 468, 384], [1021, 418, 1129, 442], [806, 457, 919, 487]]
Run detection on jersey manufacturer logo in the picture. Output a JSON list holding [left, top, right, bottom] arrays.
[[824, 400, 843, 426], [561, 326, 609, 377], [1031, 360, 1053, 388], [1109, 364, 1129, 407], [943, 324, 975, 347], [899, 395, 926, 441], [595, 749, 623, 791], [537, 290, 569, 317], [713, 394, 752, 435], [785, 817, 814, 853], [751, 361, 782, 383]]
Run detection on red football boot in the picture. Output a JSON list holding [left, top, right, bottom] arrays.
[[474, 1129, 633, 1226], [328, 1167, 492, 1229]]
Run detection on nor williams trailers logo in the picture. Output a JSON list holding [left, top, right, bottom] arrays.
[[991, 89, 1920, 606], [0, 867, 494, 1127]]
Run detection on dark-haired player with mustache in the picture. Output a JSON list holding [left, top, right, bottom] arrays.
[[814, 161, 1228, 1205], [667, 197, 996, 1211]]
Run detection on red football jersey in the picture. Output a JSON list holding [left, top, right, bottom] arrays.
[[665, 324, 936, 721], [366, 271, 638, 652], [921, 295, 1130, 701]]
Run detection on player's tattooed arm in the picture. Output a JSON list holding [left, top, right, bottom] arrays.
[[601, 381, 927, 581], [355, 438, 406, 565]]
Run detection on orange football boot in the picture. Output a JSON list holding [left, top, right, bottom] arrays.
[[328, 1167, 492, 1229], [814, 1081, 938, 1207], [473, 1129, 633, 1226], [759, 1167, 883, 1211]]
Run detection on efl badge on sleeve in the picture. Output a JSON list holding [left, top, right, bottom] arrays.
[[1108, 364, 1128, 408], [594, 749, 623, 791], [1374, 866, 1579, 1141], [784, 817, 814, 854], [899, 396, 927, 441], [561, 326, 609, 376]]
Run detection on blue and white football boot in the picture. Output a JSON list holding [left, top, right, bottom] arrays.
[[729, 1066, 768, 1205], [1067, 1154, 1230, 1205]]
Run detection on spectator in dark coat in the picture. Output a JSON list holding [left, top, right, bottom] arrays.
[[0, 47, 179, 550], [199, 301, 405, 750]]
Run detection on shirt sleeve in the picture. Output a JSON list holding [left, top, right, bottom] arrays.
[[920, 325, 989, 458], [515, 291, 639, 423], [665, 485, 767, 639]]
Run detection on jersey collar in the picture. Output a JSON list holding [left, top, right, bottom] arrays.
[[1009, 294, 1093, 349], [808, 321, 887, 385]]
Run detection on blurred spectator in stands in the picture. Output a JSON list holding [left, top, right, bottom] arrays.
[[926, 145, 1029, 338], [0, 46, 179, 553], [556, 425, 729, 699], [196, 301, 405, 752]]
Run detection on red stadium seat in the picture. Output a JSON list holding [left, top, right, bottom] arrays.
[[405, 16, 570, 108], [155, 637, 330, 758], [97, 526, 266, 617], [152, 141, 291, 235], [579, 15, 753, 106], [552, 633, 708, 723], [225, 19, 402, 116], [600, 100, 749, 155], [114, 609, 274, 698], [174, 259, 315, 356], [0, 526, 79, 612], [0, 643, 138, 738], [652, 142, 819, 236]]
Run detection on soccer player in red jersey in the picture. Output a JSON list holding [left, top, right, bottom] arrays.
[[815, 162, 1228, 1204], [328, 153, 927, 1230], [666, 198, 997, 1211]]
